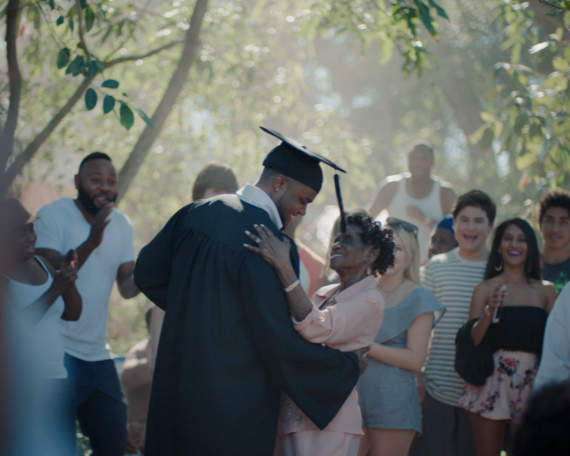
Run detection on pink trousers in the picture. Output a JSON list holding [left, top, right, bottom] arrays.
[[276, 431, 361, 456]]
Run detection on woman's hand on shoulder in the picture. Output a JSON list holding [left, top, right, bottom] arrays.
[[244, 224, 291, 269]]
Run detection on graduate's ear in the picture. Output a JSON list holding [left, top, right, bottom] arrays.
[[273, 174, 288, 193]]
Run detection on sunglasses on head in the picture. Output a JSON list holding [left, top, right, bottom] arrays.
[[386, 217, 419, 235]]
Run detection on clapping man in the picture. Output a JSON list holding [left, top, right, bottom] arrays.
[[35, 152, 140, 456]]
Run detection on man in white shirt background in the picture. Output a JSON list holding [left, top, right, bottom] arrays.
[[35, 152, 140, 456]]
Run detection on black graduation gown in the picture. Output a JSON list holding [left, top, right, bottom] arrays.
[[134, 194, 359, 456]]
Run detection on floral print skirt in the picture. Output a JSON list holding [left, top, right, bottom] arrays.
[[458, 349, 538, 423]]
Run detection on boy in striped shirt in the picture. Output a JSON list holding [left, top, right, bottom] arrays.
[[409, 190, 496, 456]]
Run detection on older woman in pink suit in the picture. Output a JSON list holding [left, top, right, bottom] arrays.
[[246, 214, 395, 456]]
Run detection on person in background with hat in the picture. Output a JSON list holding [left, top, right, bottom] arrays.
[[427, 215, 458, 260], [33, 152, 140, 456], [0, 198, 82, 456], [134, 127, 368, 456]]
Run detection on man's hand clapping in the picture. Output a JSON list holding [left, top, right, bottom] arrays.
[[87, 203, 113, 248]]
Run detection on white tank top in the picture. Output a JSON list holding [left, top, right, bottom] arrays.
[[386, 173, 444, 265], [6, 257, 67, 379]]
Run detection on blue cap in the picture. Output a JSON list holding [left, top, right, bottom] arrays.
[[436, 215, 454, 234]]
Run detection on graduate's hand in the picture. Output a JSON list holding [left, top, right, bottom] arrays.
[[245, 224, 291, 270], [353, 346, 370, 376]]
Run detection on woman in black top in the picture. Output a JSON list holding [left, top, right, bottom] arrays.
[[455, 218, 556, 456]]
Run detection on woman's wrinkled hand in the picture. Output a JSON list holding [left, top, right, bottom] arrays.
[[244, 224, 291, 269]]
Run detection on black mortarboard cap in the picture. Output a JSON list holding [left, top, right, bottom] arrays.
[[260, 126, 346, 193]]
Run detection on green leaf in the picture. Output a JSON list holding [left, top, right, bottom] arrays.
[[511, 42, 522, 66], [120, 102, 134, 130], [414, 0, 437, 39], [85, 88, 97, 110], [65, 55, 85, 75], [480, 111, 497, 122], [428, 0, 449, 20], [102, 79, 119, 89], [514, 113, 529, 133], [135, 107, 155, 128], [79, 0, 87, 9], [56, 47, 70, 69], [68, 17, 74, 32], [48, 0, 55, 10], [88, 60, 100, 76], [85, 5, 95, 32], [103, 95, 115, 114], [56, 15, 64, 26], [480, 127, 494, 149]]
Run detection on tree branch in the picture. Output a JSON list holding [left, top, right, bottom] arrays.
[[104, 40, 184, 68], [0, 0, 22, 196], [75, 0, 91, 61], [117, 0, 209, 201], [0, 76, 93, 196]]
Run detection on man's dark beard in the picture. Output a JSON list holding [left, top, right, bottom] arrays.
[[77, 183, 118, 216]]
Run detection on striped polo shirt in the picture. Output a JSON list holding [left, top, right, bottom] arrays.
[[422, 248, 487, 407]]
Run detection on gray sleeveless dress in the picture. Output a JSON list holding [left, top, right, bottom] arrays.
[[357, 287, 445, 433]]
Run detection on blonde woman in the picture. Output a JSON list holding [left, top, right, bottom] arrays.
[[357, 218, 444, 456]]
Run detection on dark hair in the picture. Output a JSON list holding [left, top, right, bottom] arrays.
[[192, 162, 238, 201], [346, 214, 395, 276], [485, 218, 541, 281], [407, 140, 434, 157], [79, 152, 112, 171], [452, 190, 496, 224], [538, 188, 570, 225], [514, 380, 570, 456]]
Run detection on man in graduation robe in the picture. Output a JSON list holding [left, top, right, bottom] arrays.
[[134, 127, 362, 456]]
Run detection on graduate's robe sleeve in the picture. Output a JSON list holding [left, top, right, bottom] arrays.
[[238, 252, 360, 430], [134, 208, 185, 310]]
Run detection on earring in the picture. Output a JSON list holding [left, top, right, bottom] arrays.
[[494, 253, 503, 272]]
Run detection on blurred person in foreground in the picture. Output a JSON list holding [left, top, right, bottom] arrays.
[[409, 190, 496, 456], [122, 308, 154, 455], [149, 161, 240, 367], [366, 141, 456, 265], [283, 215, 326, 297], [538, 188, 570, 293], [513, 379, 570, 456], [534, 280, 570, 390], [357, 218, 444, 456], [134, 127, 368, 456], [245, 215, 394, 456], [0, 198, 82, 455], [34, 152, 140, 456], [191, 161, 239, 201], [455, 218, 555, 456], [428, 215, 458, 260]]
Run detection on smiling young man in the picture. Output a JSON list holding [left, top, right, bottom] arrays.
[[134, 128, 363, 456], [34, 152, 140, 456], [409, 190, 496, 456], [538, 189, 570, 294]]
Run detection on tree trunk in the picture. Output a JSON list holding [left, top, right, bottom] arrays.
[[0, 76, 93, 196], [439, 74, 489, 189], [0, 0, 22, 197], [116, 0, 209, 202]]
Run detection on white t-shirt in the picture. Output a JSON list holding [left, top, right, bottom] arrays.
[[35, 198, 135, 361], [6, 257, 67, 379]]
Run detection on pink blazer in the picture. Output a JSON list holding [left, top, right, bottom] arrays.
[[278, 275, 384, 436]]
